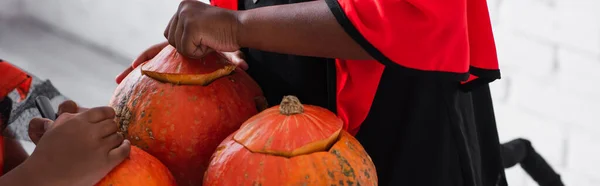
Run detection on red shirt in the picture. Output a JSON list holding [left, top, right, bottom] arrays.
[[211, 0, 500, 135]]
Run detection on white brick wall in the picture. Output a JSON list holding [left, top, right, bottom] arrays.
[[491, 0, 600, 185]]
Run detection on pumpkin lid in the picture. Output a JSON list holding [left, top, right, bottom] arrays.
[[141, 45, 236, 86], [233, 95, 343, 157]]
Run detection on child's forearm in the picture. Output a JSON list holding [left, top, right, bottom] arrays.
[[235, 0, 372, 60], [0, 160, 46, 186], [3, 138, 31, 173]]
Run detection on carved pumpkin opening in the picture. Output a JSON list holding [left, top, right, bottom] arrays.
[[140, 48, 237, 86], [233, 95, 343, 158]]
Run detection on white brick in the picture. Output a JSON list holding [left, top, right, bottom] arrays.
[[497, 0, 558, 43], [561, 169, 600, 186], [507, 73, 600, 131], [504, 166, 536, 186], [486, 0, 503, 25], [555, 0, 600, 56], [494, 31, 557, 78], [489, 75, 511, 104], [554, 49, 600, 105], [565, 127, 600, 183], [494, 103, 567, 167]]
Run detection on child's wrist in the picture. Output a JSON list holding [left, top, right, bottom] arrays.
[[20, 155, 61, 186], [0, 158, 51, 186], [234, 10, 249, 49]]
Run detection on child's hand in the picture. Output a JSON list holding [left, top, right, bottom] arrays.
[[28, 100, 89, 144], [219, 50, 249, 70], [26, 106, 130, 186], [164, 0, 240, 59]]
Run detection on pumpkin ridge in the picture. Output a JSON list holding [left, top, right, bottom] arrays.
[[263, 117, 286, 150], [302, 110, 336, 138]]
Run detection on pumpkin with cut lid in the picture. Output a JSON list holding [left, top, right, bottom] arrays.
[[203, 95, 378, 186], [109, 45, 266, 186]]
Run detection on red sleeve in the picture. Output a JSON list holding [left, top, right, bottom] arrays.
[[210, 0, 238, 10], [325, 0, 470, 74], [461, 0, 501, 91]]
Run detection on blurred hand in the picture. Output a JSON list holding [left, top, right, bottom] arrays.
[[219, 50, 249, 71], [27, 107, 130, 186], [28, 100, 89, 144], [164, 0, 240, 59], [115, 41, 248, 84], [115, 41, 169, 84]]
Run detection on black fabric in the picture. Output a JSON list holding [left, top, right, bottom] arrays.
[[501, 139, 565, 186], [239, 0, 337, 111], [469, 66, 501, 79], [354, 69, 506, 186], [469, 84, 508, 186], [355, 71, 467, 186], [501, 139, 529, 168], [460, 66, 502, 91], [1, 97, 12, 131]]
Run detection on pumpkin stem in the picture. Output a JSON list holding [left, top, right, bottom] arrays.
[[279, 95, 304, 115]]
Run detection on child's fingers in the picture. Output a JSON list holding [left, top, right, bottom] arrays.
[[181, 30, 213, 59], [220, 51, 249, 70], [80, 107, 116, 123], [164, 13, 176, 40], [132, 41, 169, 69], [103, 132, 125, 150], [57, 100, 78, 115], [78, 106, 90, 113], [108, 139, 131, 166], [95, 119, 118, 138], [167, 13, 181, 48], [28, 118, 53, 144], [115, 67, 133, 84], [116, 41, 168, 84], [174, 17, 185, 55]]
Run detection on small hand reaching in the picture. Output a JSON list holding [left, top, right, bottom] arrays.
[[26, 106, 130, 186]]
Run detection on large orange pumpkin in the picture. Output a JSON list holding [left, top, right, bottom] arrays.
[[203, 96, 378, 185], [96, 145, 176, 186], [109, 45, 265, 186]]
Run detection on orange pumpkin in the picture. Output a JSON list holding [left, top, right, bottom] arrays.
[[203, 96, 378, 186], [109, 45, 266, 186], [96, 145, 176, 186]]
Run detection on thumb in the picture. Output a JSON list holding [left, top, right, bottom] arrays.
[[28, 118, 54, 144], [57, 100, 78, 115], [220, 51, 248, 70]]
